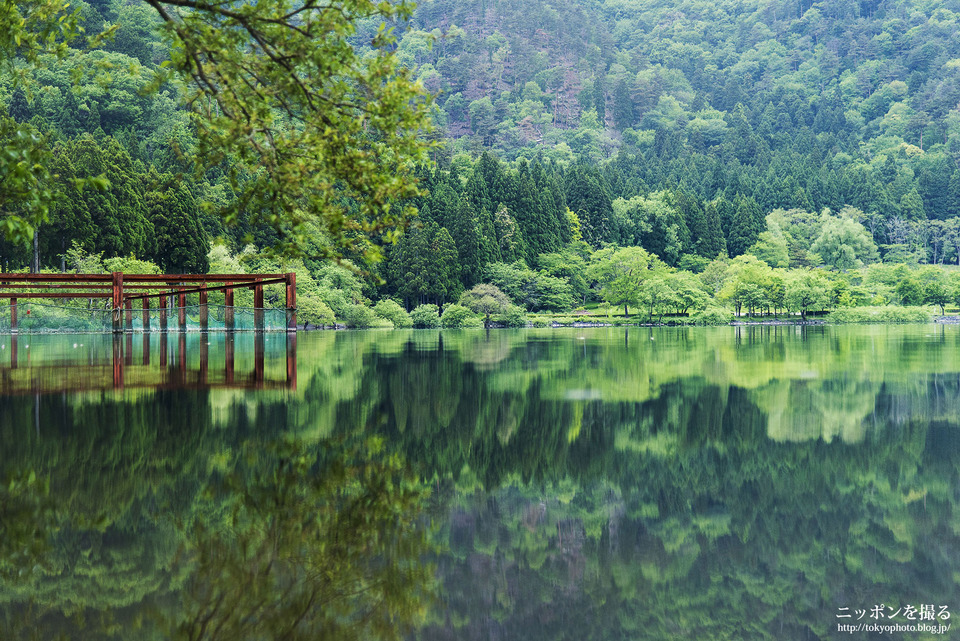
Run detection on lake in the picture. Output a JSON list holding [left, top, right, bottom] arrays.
[[0, 325, 957, 640]]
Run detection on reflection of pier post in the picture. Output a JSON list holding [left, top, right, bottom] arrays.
[[178, 333, 187, 372], [159, 295, 168, 332], [112, 334, 124, 389], [125, 332, 133, 366], [200, 333, 208, 385], [10, 335, 17, 369], [142, 333, 150, 366], [254, 332, 265, 388], [254, 284, 264, 331], [286, 332, 297, 390], [224, 284, 235, 332], [160, 331, 168, 367], [225, 332, 235, 384]]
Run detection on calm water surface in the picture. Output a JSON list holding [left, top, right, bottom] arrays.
[[1, 326, 958, 640]]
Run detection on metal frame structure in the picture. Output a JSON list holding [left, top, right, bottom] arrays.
[[0, 272, 297, 333]]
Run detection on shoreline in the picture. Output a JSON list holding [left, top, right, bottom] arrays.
[[295, 314, 959, 330]]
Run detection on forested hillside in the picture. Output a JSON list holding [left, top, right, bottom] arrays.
[[6, 0, 960, 324], [406, 0, 960, 225]]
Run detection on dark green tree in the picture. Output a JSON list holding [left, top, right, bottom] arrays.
[[450, 197, 484, 287], [726, 196, 763, 258], [145, 174, 210, 273], [566, 164, 613, 248], [612, 78, 633, 131], [428, 226, 462, 305], [700, 201, 727, 258]]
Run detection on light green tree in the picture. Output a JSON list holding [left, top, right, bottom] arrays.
[[587, 246, 659, 317], [785, 270, 832, 320], [810, 207, 879, 270], [637, 276, 678, 323], [459, 284, 513, 328], [924, 279, 951, 315], [747, 221, 789, 268], [718, 255, 775, 317]]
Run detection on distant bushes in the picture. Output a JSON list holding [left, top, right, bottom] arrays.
[[298, 297, 335, 328], [497, 305, 528, 327], [410, 304, 441, 328], [440, 304, 483, 329], [373, 300, 413, 328], [342, 304, 392, 329], [827, 306, 932, 324], [689, 306, 735, 326]]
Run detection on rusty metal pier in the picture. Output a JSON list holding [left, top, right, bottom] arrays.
[[0, 272, 297, 333]]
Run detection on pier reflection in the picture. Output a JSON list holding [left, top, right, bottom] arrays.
[[0, 332, 297, 394]]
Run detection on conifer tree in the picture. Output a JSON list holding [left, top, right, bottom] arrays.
[[612, 78, 633, 131], [493, 203, 523, 264], [566, 164, 614, 247], [450, 197, 483, 287], [593, 73, 606, 124], [39, 143, 95, 268], [145, 174, 210, 273], [429, 226, 462, 305], [700, 201, 727, 258], [727, 196, 763, 257]]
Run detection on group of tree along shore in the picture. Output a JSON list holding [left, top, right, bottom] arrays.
[[19, 220, 960, 331]]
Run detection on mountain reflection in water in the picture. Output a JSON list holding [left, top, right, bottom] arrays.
[[1, 326, 959, 640]]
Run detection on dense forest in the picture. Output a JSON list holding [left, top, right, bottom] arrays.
[[7, 0, 960, 324]]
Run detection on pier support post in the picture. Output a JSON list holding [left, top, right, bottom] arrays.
[[178, 288, 187, 331], [199, 289, 208, 331], [111, 272, 123, 333], [285, 272, 297, 331], [224, 284, 235, 332], [254, 283, 264, 331]]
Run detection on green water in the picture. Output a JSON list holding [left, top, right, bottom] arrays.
[[1, 326, 958, 640]]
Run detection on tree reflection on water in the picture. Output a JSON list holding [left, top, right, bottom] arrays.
[[0, 432, 435, 641], [174, 438, 434, 641], [4, 327, 960, 640]]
